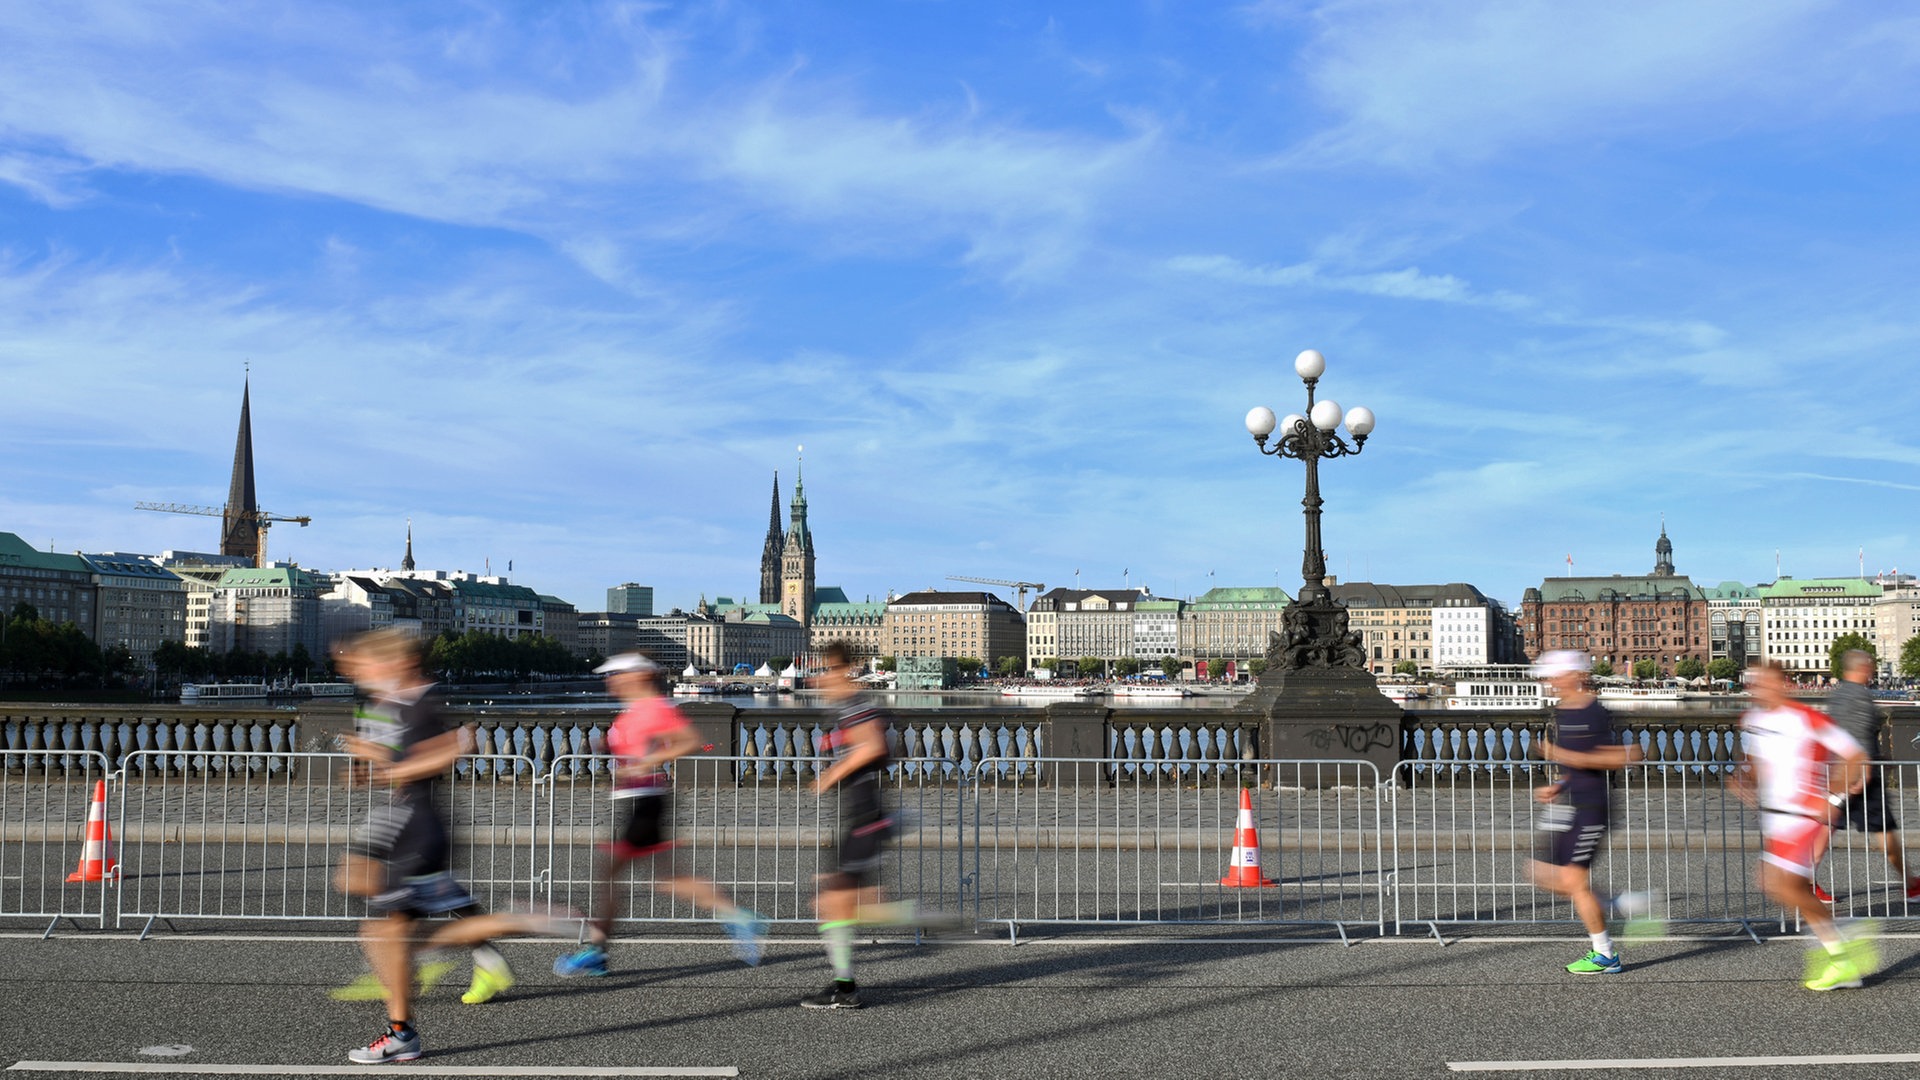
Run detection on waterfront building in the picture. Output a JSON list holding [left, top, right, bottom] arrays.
[[1333, 581, 1499, 674], [321, 575, 396, 647], [155, 551, 252, 650], [606, 584, 654, 617], [809, 599, 886, 664], [633, 611, 691, 669], [0, 532, 98, 638], [883, 591, 1025, 667], [1025, 588, 1150, 673], [684, 598, 804, 672], [1177, 586, 1291, 670], [1133, 599, 1182, 665], [80, 553, 187, 666], [539, 594, 579, 656], [1704, 582, 1764, 668], [207, 565, 323, 658], [1758, 576, 1881, 677], [1873, 573, 1919, 674], [1519, 526, 1710, 676], [1422, 584, 1503, 670], [576, 612, 641, 660]]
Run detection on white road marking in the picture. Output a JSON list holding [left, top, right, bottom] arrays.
[[1448, 1052, 1920, 1072], [9, 1063, 736, 1077]]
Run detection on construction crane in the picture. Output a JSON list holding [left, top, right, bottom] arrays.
[[946, 575, 1046, 612], [134, 502, 311, 567]]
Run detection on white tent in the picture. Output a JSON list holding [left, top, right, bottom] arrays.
[[682, 664, 699, 678], [754, 663, 774, 677]]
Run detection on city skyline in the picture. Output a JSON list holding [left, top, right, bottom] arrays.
[[3, 4, 1918, 612]]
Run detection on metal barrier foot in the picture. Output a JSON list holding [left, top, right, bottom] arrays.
[[1334, 922, 1352, 948], [1425, 922, 1449, 946], [1005, 920, 1019, 947], [1740, 920, 1762, 945]]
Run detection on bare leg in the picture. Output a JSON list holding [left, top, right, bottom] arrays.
[[586, 852, 635, 945], [362, 913, 415, 1023], [1880, 832, 1909, 880], [658, 874, 741, 917], [1761, 863, 1837, 941]]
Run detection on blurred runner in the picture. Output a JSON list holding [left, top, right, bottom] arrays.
[[552, 652, 765, 978], [1808, 648, 1919, 902], [329, 638, 514, 1009], [335, 629, 548, 1064], [1731, 662, 1876, 990], [1528, 651, 1646, 974], [802, 640, 961, 1010]]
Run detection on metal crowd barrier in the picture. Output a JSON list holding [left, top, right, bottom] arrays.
[[968, 757, 1383, 941], [542, 755, 965, 930], [9, 751, 1920, 940], [0, 750, 116, 934]]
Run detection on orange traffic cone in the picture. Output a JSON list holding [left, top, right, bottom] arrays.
[[1219, 787, 1276, 888], [65, 779, 118, 883]]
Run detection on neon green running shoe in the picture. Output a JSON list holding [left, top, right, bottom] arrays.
[[1843, 928, 1881, 983], [1805, 954, 1862, 991], [328, 971, 385, 1002], [1565, 950, 1623, 974], [462, 955, 515, 1004], [417, 959, 457, 994]]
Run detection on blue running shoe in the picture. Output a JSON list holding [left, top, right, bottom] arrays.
[[553, 944, 609, 978], [724, 910, 767, 967]]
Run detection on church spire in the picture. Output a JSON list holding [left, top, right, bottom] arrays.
[[759, 471, 784, 605], [221, 373, 260, 563], [402, 518, 416, 571], [1653, 516, 1675, 577]]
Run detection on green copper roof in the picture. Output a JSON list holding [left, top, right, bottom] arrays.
[[1703, 581, 1759, 599], [0, 532, 91, 575], [1758, 577, 1882, 599], [1191, 586, 1291, 608], [216, 566, 319, 589], [814, 601, 886, 617]]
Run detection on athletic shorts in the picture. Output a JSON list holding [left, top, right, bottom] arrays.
[[352, 799, 451, 882], [607, 794, 673, 859], [1837, 769, 1898, 834], [1761, 811, 1827, 878], [1534, 802, 1608, 869], [371, 869, 478, 919], [831, 813, 894, 887]]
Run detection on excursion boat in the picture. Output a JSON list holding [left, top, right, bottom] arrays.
[[671, 682, 720, 697], [293, 682, 355, 699], [180, 682, 271, 703], [1111, 683, 1192, 699], [1597, 685, 1685, 706], [999, 684, 1099, 699], [1442, 666, 1557, 710], [1377, 683, 1426, 705]]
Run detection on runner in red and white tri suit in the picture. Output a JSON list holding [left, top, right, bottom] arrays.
[[1732, 662, 1873, 991]]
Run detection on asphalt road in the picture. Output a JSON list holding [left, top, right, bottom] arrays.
[[7, 927, 1920, 1079]]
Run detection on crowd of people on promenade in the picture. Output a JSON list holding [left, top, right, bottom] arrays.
[[321, 624, 1910, 1064]]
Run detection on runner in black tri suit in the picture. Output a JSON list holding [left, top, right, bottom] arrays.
[[801, 640, 961, 1010], [334, 629, 550, 1064], [1529, 650, 1644, 975]]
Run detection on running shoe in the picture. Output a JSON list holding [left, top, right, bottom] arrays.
[[800, 979, 864, 1010], [1843, 923, 1881, 981], [417, 958, 457, 994], [553, 944, 609, 978], [1565, 951, 1623, 975], [328, 972, 384, 1002], [347, 1027, 422, 1064], [1804, 954, 1862, 991], [1812, 883, 1835, 903], [462, 954, 515, 1004], [1905, 877, 1920, 901], [723, 910, 767, 967]]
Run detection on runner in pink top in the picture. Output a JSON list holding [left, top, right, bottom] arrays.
[[552, 653, 766, 978], [1732, 662, 1873, 991]]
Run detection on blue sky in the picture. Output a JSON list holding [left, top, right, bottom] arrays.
[[3, 1, 1918, 614]]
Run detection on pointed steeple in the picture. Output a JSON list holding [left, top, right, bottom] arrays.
[[402, 518, 416, 572], [788, 446, 810, 551], [759, 471, 784, 605], [220, 374, 260, 562]]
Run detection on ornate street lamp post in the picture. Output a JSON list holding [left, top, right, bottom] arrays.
[[1243, 349, 1377, 672]]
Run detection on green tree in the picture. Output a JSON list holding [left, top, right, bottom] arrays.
[[876, 655, 897, 673], [1674, 657, 1705, 680], [1210, 658, 1230, 682], [1113, 658, 1142, 678], [1247, 658, 1268, 677], [1076, 656, 1103, 678], [1591, 659, 1615, 678], [768, 656, 793, 673], [1039, 657, 1058, 672], [1828, 633, 1876, 680], [995, 655, 1020, 678], [1708, 657, 1741, 683], [1393, 660, 1419, 676], [1159, 659, 1184, 680], [1632, 658, 1660, 680], [956, 656, 983, 679], [290, 642, 315, 679]]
